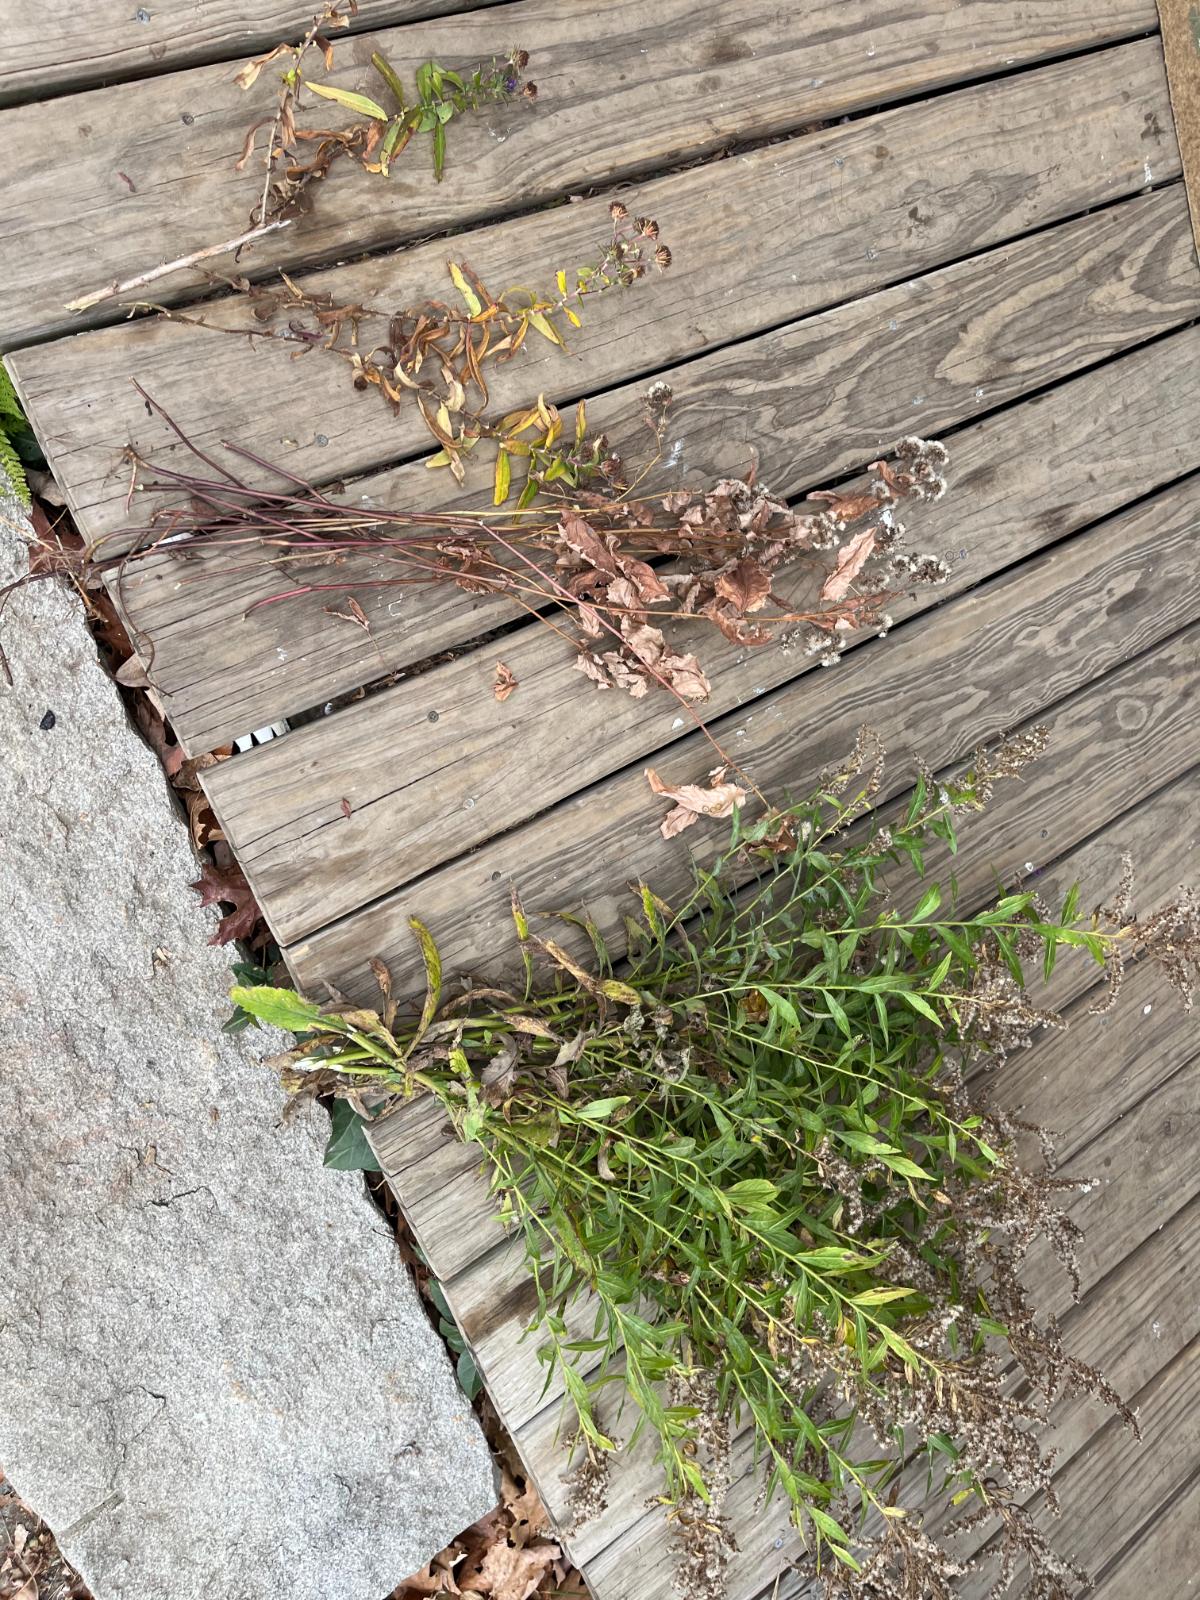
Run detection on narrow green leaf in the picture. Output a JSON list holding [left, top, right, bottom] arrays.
[[304, 80, 390, 120]]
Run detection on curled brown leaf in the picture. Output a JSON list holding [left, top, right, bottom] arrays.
[[645, 765, 747, 839]]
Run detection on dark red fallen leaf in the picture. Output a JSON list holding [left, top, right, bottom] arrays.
[[190, 860, 262, 945]]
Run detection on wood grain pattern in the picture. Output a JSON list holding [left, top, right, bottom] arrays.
[[1090, 1463, 1200, 1595], [376, 841, 1200, 1595], [956, 1331, 1200, 1600], [403, 659, 1200, 1422], [528, 992, 1200, 1594], [1157, 0, 1200, 255], [0, 0, 1157, 347], [369, 658, 1200, 1298], [206, 294, 1200, 947], [75, 170, 1200, 758], [751, 1179, 1200, 1600], [0, 1, 490, 105], [599, 1034, 1200, 1600], [287, 474, 1200, 1003], [10, 38, 1176, 545]]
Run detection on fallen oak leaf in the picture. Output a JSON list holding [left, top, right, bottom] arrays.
[[820, 526, 877, 603], [645, 765, 747, 839], [190, 860, 262, 945], [493, 661, 518, 702], [459, 1538, 561, 1599]]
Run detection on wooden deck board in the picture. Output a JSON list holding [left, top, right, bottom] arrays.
[[368, 650, 1200, 1289], [1090, 1464, 1200, 1595], [9, 36, 1176, 547], [286, 474, 1200, 1002], [613, 1067, 1200, 1600], [0, 0, 1153, 348], [206, 281, 1200, 945], [8, 38, 1181, 758], [398, 735, 1200, 1420], [379, 918, 1200, 1595], [753, 1191, 1200, 1599], [0, 1, 489, 106], [10, 12, 1199, 1595]]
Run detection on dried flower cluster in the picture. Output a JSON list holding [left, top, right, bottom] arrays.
[[233, 731, 1197, 1600], [67, 395, 952, 754]]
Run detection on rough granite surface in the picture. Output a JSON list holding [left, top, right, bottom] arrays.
[[0, 499, 497, 1600]]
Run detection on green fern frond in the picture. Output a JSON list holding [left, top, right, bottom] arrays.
[[0, 426, 31, 508], [0, 363, 24, 426]]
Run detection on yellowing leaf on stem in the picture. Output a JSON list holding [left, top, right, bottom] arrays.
[[304, 80, 390, 120], [448, 261, 483, 317], [527, 310, 566, 348], [493, 447, 512, 506]]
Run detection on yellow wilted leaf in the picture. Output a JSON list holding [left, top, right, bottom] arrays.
[[575, 398, 587, 443], [527, 310, 565, 348], [493, 448, 512, 506], [425, 449, 451, 469], [448, 261, 482, 316], [564, 307, 582, 328], [555, 269, 568, 295], [304, 80, 390, 120]]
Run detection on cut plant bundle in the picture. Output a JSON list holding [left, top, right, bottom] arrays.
[[12, 395, 950, 738], [234, 0, 536, 214], [231, 732, 1199, 1598], [137, 202, 671, 489]]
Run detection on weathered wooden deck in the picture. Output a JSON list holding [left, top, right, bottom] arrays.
[[5, 2, 1199, 1594]]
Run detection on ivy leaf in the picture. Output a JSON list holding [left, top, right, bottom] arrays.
[[323, 1100, 382, 1171]]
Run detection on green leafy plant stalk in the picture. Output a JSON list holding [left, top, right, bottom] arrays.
[[234, 0, 535, 217], [232, 732, 1197, 1598], [0, 364, 37, 508]]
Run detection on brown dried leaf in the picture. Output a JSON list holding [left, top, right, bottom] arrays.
[[820, 526, 877, 603], [493, 661, 518, 702], [459, 1538, 561, 1599], [809, 488, 884, 522], [658, 649, 710, 702], [645, 765, 747, 839], [714, 557, 771, 614], [324, 597, 372, 632], [185, 788, 224, 849], [233, 42, 292, 91]]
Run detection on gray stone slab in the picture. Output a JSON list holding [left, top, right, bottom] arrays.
[[0, 496, 497, 1600]]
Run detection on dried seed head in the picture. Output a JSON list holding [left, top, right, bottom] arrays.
[[655, 244, 673, 270], [610, 200, 630, 220]]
